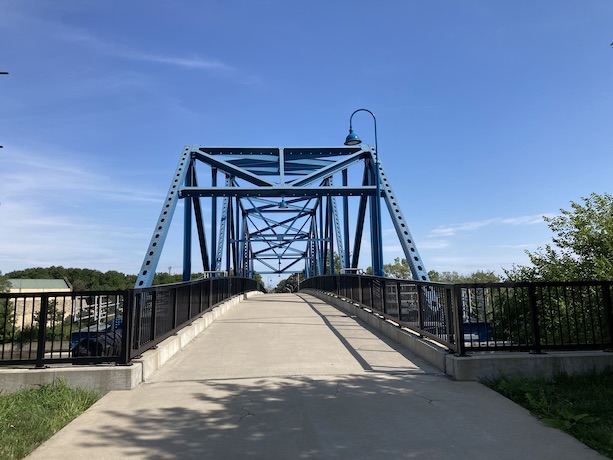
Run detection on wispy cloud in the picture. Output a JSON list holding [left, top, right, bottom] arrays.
[[129, 53, 232, 71], [430, 214, 552, 237], [0, 148, 161, 204], [61, 29, 233, 72]]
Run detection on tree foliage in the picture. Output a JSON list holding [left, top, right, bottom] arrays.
[[253, 273, 264, 290], [429, 270, 501, 284], [5, 266, 138, 291], [373, 257, 502, 283], [505, 193, 613, 281], [383, 258, 412, 279], [0, 273, 10, 293], [0, 273, 14, 342], [274, 273, 303, 293]]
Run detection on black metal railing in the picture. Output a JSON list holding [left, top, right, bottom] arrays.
[[0, 276, 259, 367], [0, 290, 127, 367], [127, 276, 257, 360], [300, 275, 613, 354]]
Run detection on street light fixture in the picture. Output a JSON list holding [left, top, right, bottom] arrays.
[[278, 194, 288, 209], [344, 109, 384, 277]]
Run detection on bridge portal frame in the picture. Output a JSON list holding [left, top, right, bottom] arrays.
[[135, 146, 429, 288]]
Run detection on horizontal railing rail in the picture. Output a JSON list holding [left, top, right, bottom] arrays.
[[300, 275, 613, 354], [0, 277, 260, 367]]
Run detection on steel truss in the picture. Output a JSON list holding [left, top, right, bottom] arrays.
[[135, 146, 429, 287]]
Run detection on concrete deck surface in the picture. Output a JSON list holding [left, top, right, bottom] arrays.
[[26, 293, 605, 459]]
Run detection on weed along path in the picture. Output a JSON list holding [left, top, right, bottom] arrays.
[[27, 293, 606, 460]]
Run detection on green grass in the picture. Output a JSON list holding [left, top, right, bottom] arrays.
[[486, 368, 613, 459], [0, 381, 99, 460]]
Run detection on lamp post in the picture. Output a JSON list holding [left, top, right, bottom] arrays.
[[0, 72, 6, 148], [344, 109, 384, 277]]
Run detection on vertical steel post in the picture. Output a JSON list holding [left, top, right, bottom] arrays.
[[35, 295, 49, 368], [346, 109, 384, 276], [529, 285, 543, 354], [182, 162, 193, 281], [381, 279, 388, 316], [601, 283, 613, 351], [318, 197, 324, 275], [342, 169, 350, 270], [211, 168, 217, 270], [445, 287, 455, 345], [329, 195, 335, 274], [226, 196, 232, 275], [453, 285, 467, 356], [120, 290, 132, 364], [417, 285, 425, 333], [396, 281, 402, 321]]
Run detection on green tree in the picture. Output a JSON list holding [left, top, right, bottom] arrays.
[[0, 272, 10, 292], [5, 266, 139, 290], [505, 193, 613, 282], [384, 258, 412, 279], [325, 253, 342, 274], [0, 273, 14, 343], [152, 272, 183, 285], [275, 273, 303, 293], [429, 270, 501, 283], [253, 273, 264, 290]]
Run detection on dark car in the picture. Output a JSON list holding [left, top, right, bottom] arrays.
[[71, 330, 122, 357], [70, 319, 123, 357]]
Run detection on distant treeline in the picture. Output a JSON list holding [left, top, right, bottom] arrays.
[[3, 266, 189, 291]]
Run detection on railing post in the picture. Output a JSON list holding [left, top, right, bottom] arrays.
[[381, 279, 388, 316], [172, 287, 182, 331], [417, 285, 425, 333], [148, 290, 157, 342], [120, 290, 132, 364], [358, 275, 363, 304], [445, 287, 455, 346], [35, 295, 49, 368], [602, 283, 613, 352], [187, 283, 193, 320], [453, 285, 467, 356], [528, 285, 543, 354], [209, 277, 213, 310], [396, 281, 402, 321]]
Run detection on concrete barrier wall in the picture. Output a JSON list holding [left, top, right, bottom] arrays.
[[302, 289, 613, 381], [0, 291, 263, 394]]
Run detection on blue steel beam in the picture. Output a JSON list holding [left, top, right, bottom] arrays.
[[179, 186, 377, 198], [135, 147, 192, 287]]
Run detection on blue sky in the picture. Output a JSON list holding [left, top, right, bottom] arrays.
[[1, 1, 612, 281]]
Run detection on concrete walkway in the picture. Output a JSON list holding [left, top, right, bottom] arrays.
[[27, 293, 605, 459]]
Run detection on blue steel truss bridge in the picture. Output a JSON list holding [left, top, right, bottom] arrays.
[[135, 145, 429, 288], [2, 142, 613, 368]]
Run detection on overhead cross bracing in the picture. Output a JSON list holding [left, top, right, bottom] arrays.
[[135, 146, 429, 287]]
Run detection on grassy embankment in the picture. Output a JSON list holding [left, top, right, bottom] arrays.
[[0, 381, 99, 460], [487, 368, 613, 459]]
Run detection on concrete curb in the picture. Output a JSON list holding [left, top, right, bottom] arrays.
[[302, 289, 613, 381], [0, 291, 263, 394], [446, 350, 613, 381]]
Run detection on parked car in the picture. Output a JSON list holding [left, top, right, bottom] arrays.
[[70, 319, 122, 357]]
